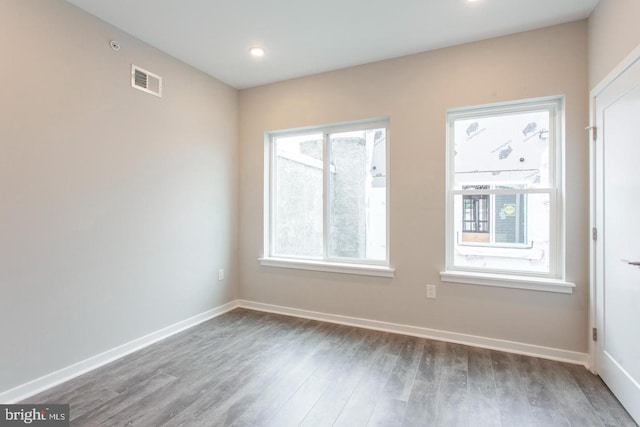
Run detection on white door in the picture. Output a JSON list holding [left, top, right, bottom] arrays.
[[593, 52, 640, 425]]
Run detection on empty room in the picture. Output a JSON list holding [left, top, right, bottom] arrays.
[[1, 0, 639, 425]]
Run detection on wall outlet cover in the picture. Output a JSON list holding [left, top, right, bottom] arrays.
[[426, 284, 436, 299]]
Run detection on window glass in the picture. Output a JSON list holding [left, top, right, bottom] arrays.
[[452, 193, 550, 273], [273, 133, 324, 258], [453, 110, 550, 189], [328, 128, 387, 261]]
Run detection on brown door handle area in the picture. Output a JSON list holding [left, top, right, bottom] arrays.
[[622, 259, 640, 267]]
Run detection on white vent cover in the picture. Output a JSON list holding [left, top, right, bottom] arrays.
[[131, 65, 162, 97]]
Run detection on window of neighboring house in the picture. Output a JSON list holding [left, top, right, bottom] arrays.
[[462, 186, 490, 237], [444, 96, 567, 283], [262, 119, 392, 277]]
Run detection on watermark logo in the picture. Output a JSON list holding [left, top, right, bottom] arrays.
[[0, 405, 69, 426]]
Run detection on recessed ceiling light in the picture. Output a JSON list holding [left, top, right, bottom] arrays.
[[249, 47, 265, 57]]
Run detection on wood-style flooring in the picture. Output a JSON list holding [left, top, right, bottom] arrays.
[[26, 308, 636, 426]]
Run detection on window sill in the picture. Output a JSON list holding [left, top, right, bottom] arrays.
[[259, 257, 395, 278], [440, 270, 575, 294]]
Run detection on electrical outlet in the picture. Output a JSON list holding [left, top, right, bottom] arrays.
[[218, 269, 224, 281], [426, 284, 436, 299]]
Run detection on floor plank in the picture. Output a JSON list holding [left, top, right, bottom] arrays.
[[467, 347, 501, 427], [491, 350, 536, 427]]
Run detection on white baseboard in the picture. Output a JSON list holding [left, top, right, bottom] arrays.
[[0, 300, 240, 404], [2, 298, 588, 403], [238, 300, 588, 366]]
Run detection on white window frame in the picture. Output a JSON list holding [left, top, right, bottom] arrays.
[[441, 96, 574, 293], [261, 118, 394, 278]]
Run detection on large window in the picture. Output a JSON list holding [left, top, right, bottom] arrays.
[[263, 119, 390, 275], [445, 97, 565, 280]]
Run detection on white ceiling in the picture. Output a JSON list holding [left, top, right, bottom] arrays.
[[66, 0, 599, 89]]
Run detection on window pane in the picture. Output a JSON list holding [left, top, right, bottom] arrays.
[[453, 192, 550, 273], [273, 133, 323, 258], [328, 128, 387, 260], [453, 110, 550, 189]]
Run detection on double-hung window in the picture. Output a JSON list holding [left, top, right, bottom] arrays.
[[442, 97, 574, 293], [262, 119, 393, 277]]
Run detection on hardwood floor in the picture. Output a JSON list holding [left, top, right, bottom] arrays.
[[26, 308, 636, 426]]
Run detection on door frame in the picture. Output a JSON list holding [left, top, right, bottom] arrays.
[[589, 43, 640, 373]]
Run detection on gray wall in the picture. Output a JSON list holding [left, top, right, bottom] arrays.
[[0, 0, 238, 392], [588, 0, 640, 88], [239, 21, 590, 353]]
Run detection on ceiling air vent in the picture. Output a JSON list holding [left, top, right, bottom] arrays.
[[131, 65, 162, 97]]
